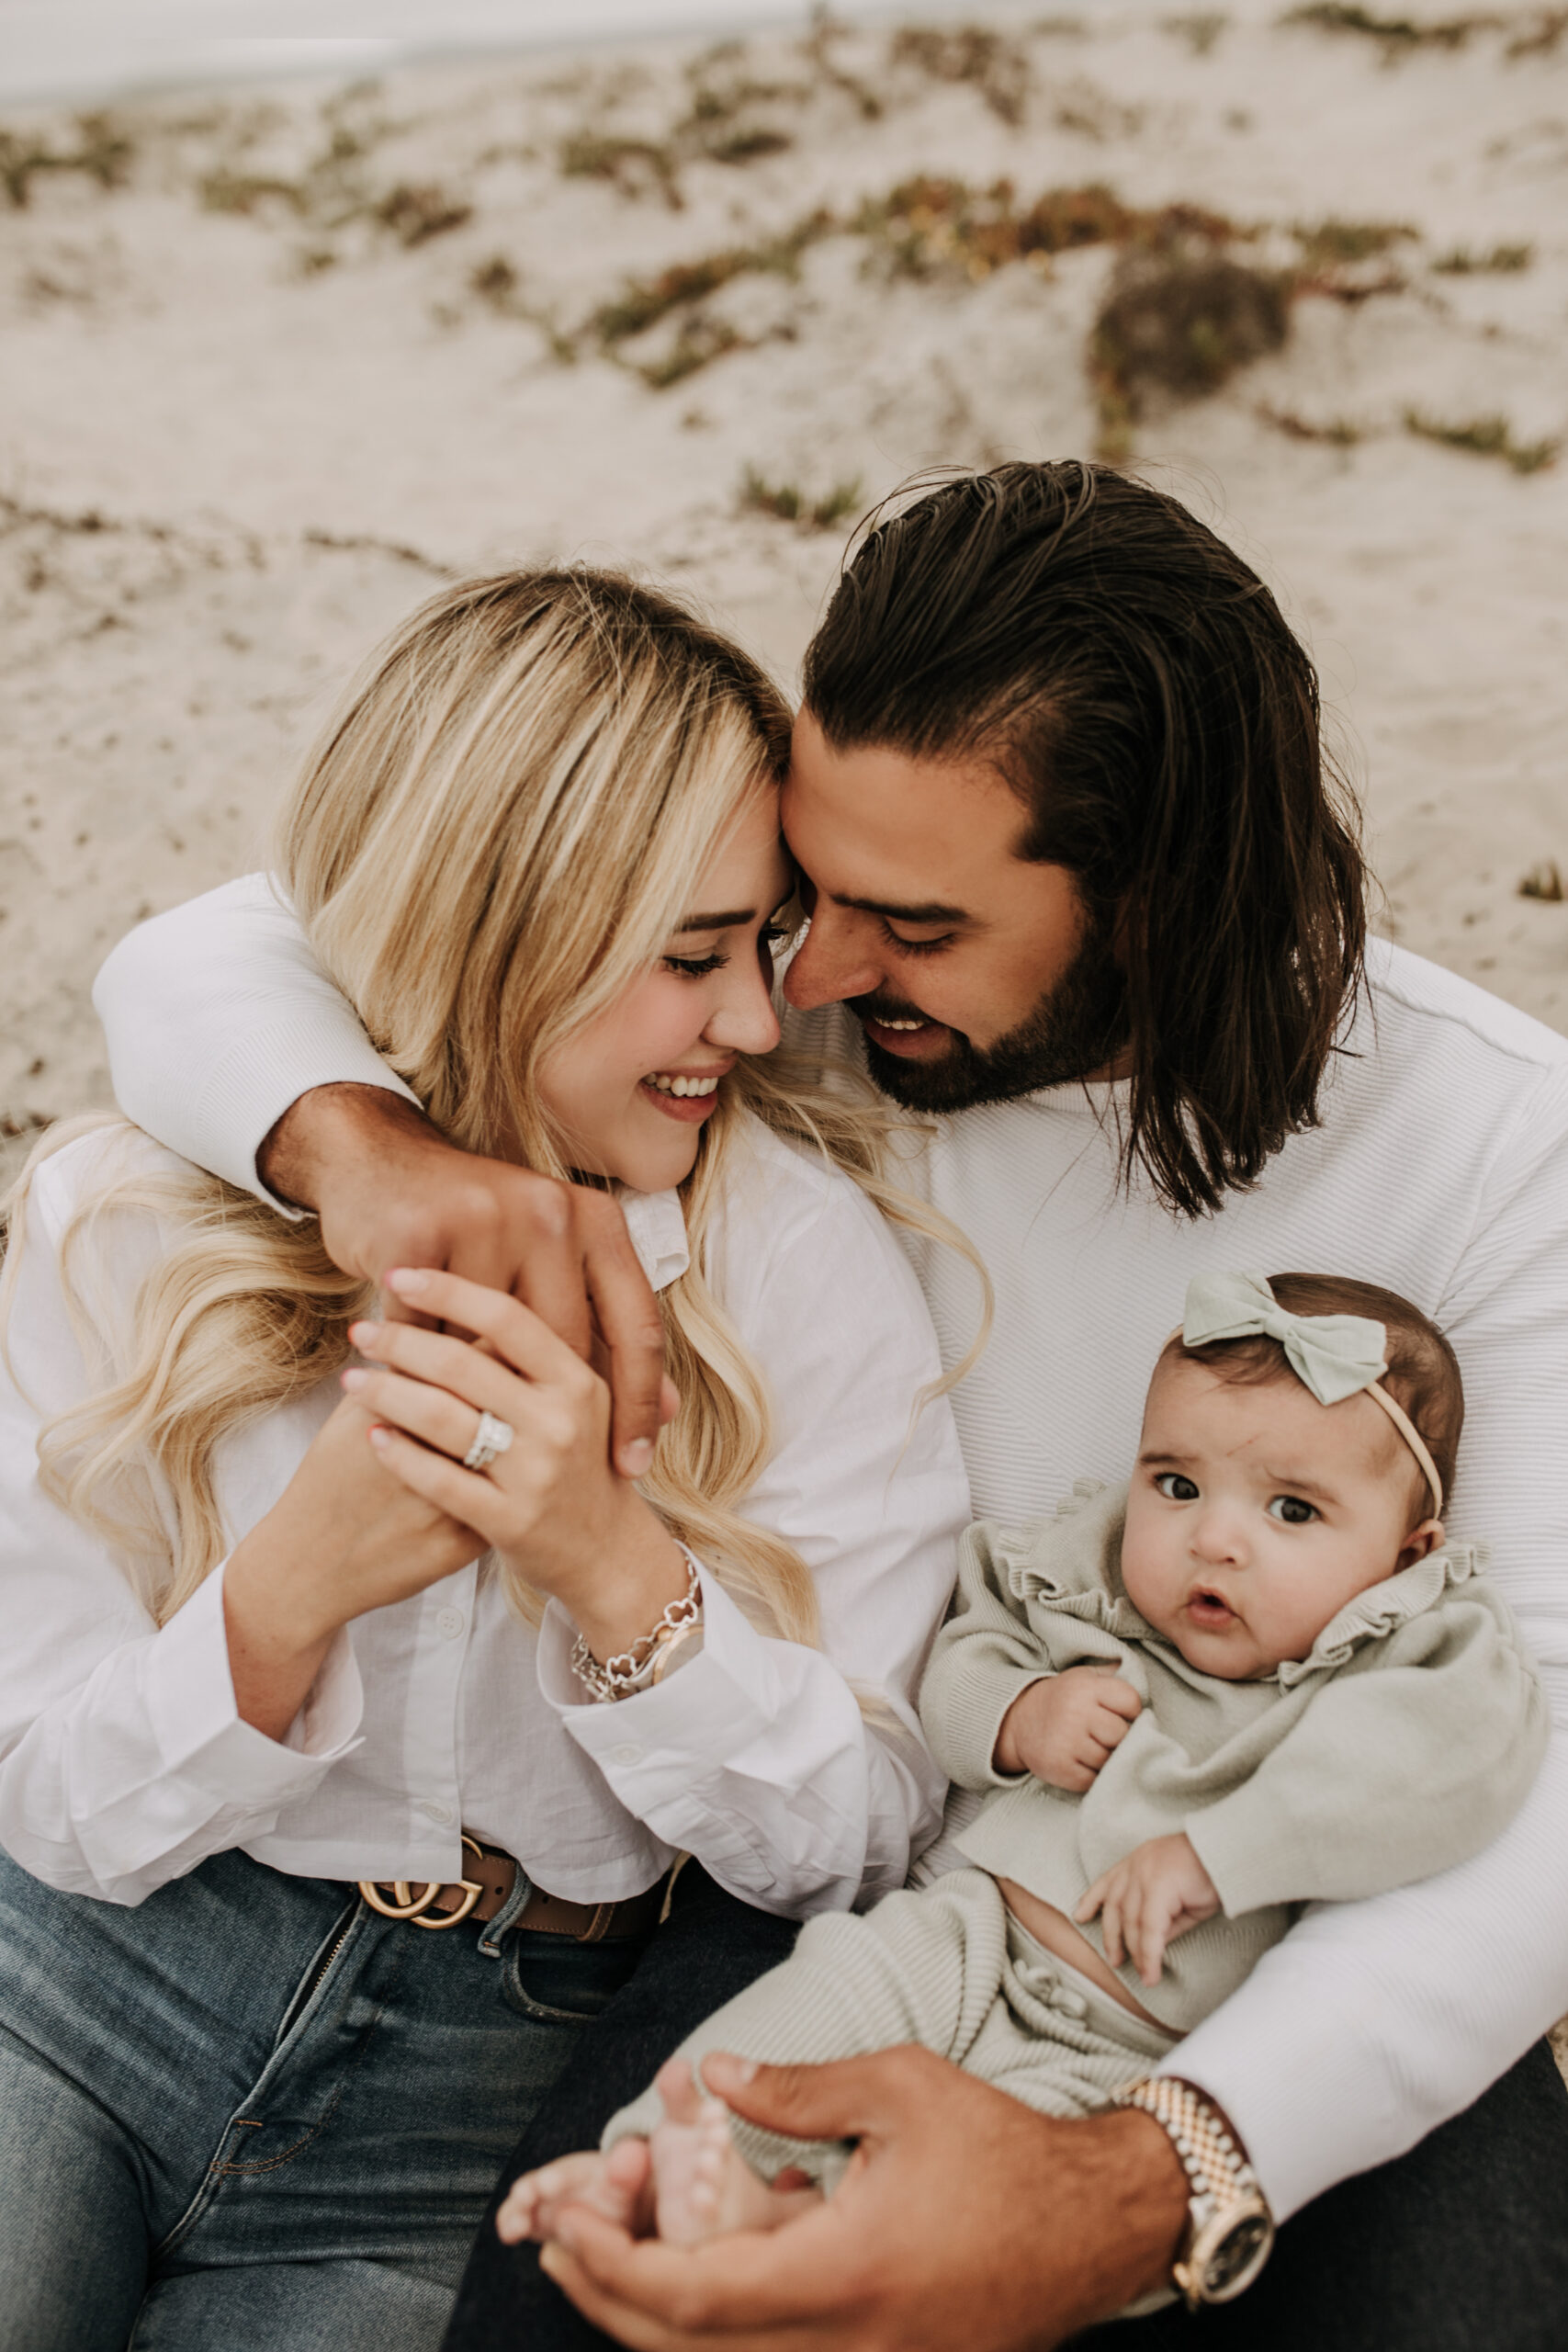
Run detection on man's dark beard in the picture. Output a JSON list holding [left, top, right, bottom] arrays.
[[854, 907, 1128, 1115]]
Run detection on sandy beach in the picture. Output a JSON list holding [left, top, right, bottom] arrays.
[[2, 0, 1566, 1184]]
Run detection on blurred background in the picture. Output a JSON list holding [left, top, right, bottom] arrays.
[[2, 0, 1565, 1182]]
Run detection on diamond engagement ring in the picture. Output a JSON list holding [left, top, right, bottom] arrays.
[[463, 1410, 514, 1473]]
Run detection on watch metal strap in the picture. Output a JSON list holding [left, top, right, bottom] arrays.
[[1113, 2075, 1273, 2308]]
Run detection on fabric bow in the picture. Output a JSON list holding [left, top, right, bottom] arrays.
[[1182, 1272, 1388, 1408]]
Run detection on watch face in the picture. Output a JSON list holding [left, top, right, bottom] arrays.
[[1203, 2212, 1272, 2299]]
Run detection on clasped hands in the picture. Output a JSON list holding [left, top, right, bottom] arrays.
[[223, 1265, 689, 1744], [342, 1267, 691, 1661], [995, 1668, 1220, 1985]]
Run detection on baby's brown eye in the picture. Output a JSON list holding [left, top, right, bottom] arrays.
[[1155, 1472, 1199, 1503], [1269, 1495, 1316, 1525]]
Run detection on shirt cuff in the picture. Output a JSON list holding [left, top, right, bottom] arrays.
[[931, 1666, 1054, 1789], [142, 1558, 365, 1797], [536, 1567, 782, 1790], [198, 1017, 419, 1214], [1183, 1792, 1280, 1918]]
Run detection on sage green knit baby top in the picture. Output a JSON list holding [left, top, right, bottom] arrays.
[[919, 1481, 1546, 2034]]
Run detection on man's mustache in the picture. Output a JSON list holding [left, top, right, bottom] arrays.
[[847, 991, 950, 1032]]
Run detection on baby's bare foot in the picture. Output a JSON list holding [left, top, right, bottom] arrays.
[[496, 2139, 653, 2245], [648, 2058, 821, 2246]]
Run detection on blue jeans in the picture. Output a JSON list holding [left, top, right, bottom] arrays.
[[0, 1844, 646, 2351]]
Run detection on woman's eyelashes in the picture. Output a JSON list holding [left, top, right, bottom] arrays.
[[663, 949, 728, 978], [664, 915, 794, 981]]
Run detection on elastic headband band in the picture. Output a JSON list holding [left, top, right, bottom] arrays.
[[1358, 1381, 1443, 1521]]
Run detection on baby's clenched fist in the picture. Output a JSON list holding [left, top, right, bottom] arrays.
[[993, 1667, 1143, 1792]]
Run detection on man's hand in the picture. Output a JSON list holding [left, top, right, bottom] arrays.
[[260, 1083, 672, 1477], [538, 2047, 1188, 2352], [1077, 1833, 1221, 1987], [994, 1667, 1143, 1790]]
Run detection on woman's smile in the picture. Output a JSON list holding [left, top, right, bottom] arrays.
[[537, 786, 787, 1190], [638, 1061, 734, 1123]]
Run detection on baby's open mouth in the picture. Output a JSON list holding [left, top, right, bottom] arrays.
[[1186, 1588, 1235, 1630]]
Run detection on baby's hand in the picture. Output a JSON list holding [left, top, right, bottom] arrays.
[[1075, 1832, 1220, 1986], [993, 1667, 1143, 1792]]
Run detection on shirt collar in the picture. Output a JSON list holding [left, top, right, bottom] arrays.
[[617, 1185, 691, 1295]]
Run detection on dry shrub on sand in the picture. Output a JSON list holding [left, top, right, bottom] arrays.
[[739, 466, 863, 528], [1092, 250, 1291, 454], [886, 26, 1032, 124], [855, 175, 1239, 283], [0, 111, 135, 208], [373, 182, 472, 246], [1404, 408, 1560, 473]]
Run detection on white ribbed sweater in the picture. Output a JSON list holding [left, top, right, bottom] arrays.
[[94, 887, 1568, 2221]]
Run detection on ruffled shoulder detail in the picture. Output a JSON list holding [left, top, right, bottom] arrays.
[[1053, 1475, 1110, 1519], [985, 1480, 1154, 1637], [1275, 1543, 1490, 1687]]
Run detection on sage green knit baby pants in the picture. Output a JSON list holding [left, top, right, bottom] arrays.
[[604, 1866, 1179, 2191]]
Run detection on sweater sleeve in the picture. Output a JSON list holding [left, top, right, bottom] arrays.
[[92, 876, 417, 1205], [919, 1522, 1061, 1790], [1187, 1582, 1549, 1916]]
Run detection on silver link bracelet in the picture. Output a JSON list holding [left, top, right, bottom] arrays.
[[570, 1544, 705, 1702]]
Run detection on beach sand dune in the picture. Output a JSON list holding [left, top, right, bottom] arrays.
[[2, 3, 1566, 1182]]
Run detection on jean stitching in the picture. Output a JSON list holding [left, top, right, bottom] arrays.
[[152, 1923, 403, 2258], [502, 1934, 640, 2024]]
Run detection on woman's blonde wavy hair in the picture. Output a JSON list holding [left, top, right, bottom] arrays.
[[3, 569, 985, 1645]]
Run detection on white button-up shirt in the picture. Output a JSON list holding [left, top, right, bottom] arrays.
[[0, 1110, 970, 1917]]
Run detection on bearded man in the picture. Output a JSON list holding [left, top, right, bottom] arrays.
[[93, 464, 1568, 2351]]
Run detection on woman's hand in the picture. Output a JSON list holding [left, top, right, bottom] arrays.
[[223, 1393, 489, 1741], [345, 1266, 692, 1666], [1076, 1832, 1221, 1986]]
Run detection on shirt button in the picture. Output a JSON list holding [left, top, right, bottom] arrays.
[[608, 1743, 643, 1768], [436, 1607, 466, 1640], [420, 1800, 453, 1825]]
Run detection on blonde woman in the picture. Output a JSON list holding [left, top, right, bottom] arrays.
[[0, 573, 971, 2352]]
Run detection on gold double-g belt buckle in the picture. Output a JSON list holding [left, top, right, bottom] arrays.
[[358, 1831, 484, 1931]]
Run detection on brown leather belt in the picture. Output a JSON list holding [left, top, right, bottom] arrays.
[[356, 1835, 669, 1941]]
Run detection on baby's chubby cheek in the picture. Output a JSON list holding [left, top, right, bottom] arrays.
[[1116, 1511, 1179, 1634]]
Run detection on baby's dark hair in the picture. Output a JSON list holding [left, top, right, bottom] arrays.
[[1169, 1272, 1463, 1518]]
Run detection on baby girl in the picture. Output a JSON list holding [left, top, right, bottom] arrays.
[[500, 1272, 1545, 2258]]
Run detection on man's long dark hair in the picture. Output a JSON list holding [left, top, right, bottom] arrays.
[[801, 462, 1368, 1219]]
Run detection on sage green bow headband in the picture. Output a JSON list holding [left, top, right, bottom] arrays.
[[1181, 1271, 1444, 1518]]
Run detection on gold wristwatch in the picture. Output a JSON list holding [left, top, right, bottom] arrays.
[[1113, 2076, 1275, 2308]]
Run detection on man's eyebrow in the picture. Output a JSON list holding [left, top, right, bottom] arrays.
[[830, 894, 974, 924], [676, 908, 755, 933]]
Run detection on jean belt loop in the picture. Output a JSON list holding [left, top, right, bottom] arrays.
[[477, 1862, 536, 1960]]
